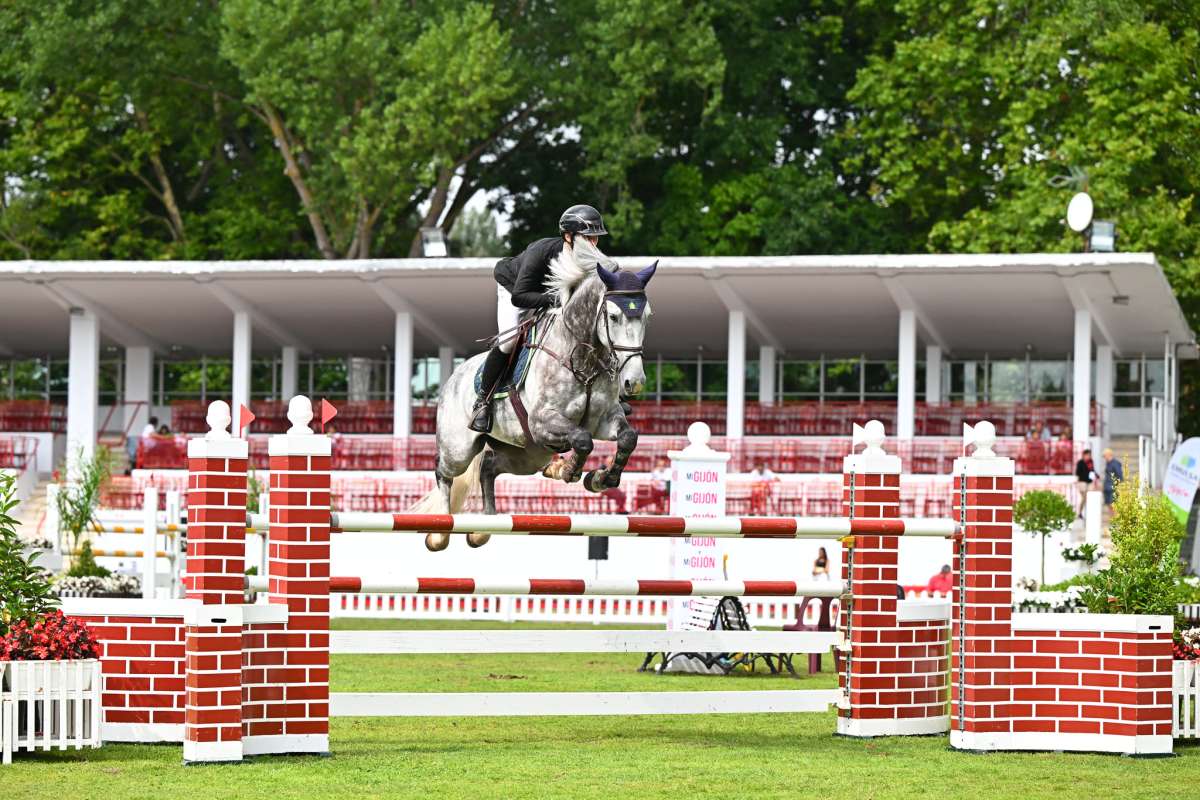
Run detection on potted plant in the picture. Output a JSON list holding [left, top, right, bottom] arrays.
[[1013, 489, 1076, 585], [1077, 481, 1187, 619], [1060, 542, 1102, 580], [52, 447, 111, 558]]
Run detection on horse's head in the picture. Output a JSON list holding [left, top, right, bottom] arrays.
[[595, 261, 656, 397]]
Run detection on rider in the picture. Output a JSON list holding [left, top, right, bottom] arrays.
[[469, 204, 611, 433]]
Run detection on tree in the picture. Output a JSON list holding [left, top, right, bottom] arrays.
[[1013, 489, 1077, 586], [844, 0, 1200, 316], [451, 207, 505, 258]]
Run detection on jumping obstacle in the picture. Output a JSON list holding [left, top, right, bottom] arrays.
[[247, 575, 845, 598], [54, 396, 1178, 764]]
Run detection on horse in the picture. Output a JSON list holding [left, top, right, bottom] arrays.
[[413, 254, 657, 551]]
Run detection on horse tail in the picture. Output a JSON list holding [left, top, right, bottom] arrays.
[[405, 451, 484, 515]]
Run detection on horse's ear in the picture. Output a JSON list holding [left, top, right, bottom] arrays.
[[596, 263, 619, 290], [636, 260, 658, 286]]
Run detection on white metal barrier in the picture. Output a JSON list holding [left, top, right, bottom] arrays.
[[1177, 660, 1199, 739]]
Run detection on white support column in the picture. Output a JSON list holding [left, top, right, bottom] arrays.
[[231, 311, 252, 434], [123, 346, 153, 434], [757, 345, 776, 406], [1095, 344, 1113, 442], [1072, 308, 1092, 443], [924, 345, 942, 404], [66, 308, 100, 470], [726, 310, 746, 439], [438, 346, 455, 398], [394, 311, 413, 437], [142, 486, 158, 600], [281, 345, 298, 401], [897, 310, 916, 440]]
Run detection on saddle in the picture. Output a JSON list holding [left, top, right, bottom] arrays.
[[473, 316, 542, 400]]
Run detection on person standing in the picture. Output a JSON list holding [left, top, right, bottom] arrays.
[[1102, 448, 1124, 508], [1074, 448, 1097, 519], [812, 547, 830, 580]]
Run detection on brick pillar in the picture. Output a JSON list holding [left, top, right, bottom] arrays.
[[837, 420, 906, 736], [183, 401, 247, 762], [186, 415, 249, 604], [949, 421, 1015, 750], [184, 605, 245, 763], [263, 396, 331, 754]]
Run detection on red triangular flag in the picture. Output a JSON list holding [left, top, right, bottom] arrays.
[[238, 403, 256, 437], [320, 399, 338, 433]]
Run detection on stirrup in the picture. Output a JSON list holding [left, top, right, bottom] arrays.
[[468, 399, 493, 433]]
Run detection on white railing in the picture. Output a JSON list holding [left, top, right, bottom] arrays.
[[1176, 660, 1199, 739], [328, 592, 845, 628], [1, 660, 102, 765], [1140, 398, 1179, 490]]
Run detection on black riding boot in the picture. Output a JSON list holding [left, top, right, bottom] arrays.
[[469, 347, 510, 433]]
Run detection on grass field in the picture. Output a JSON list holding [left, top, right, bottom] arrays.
[[4, 618, 1196, 800]]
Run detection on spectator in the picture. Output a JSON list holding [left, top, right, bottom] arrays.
[[927, 564, 953, 593], [748, 460, 779, 515], [1074, 448, 1097, 519], [157, 424, 172, 437], [128, 414, 160, 470], [1102, 448, 1124, 508], [637, 457, 671, 513], [812, 547, 830, 580]]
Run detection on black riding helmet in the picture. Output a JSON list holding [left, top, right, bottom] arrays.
[[559, 204, 608, 237]]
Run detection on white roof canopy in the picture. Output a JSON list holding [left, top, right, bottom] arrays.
[[0, 253, 1192, 360]]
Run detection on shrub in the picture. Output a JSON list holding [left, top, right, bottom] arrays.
[[67, 540, 111, 578], [54, 447, 111, 551], [0, 472, 58, 636], [1013, 490, 1076, 584], [1061, 543, 1101, 565], [1077, 480, 1188, 629], [0, 609, 99, 660]]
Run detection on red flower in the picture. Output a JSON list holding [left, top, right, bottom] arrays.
[[0, 610, 99, 661]]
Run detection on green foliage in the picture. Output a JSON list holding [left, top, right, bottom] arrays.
[[54, 448, 112, 550], [1061, 543, 1101, 565], [66, 540, 111, 579], [451, 208, 505, 257], [0, 472, 58, 635], [247, 470, 263, 513], [1077, 481, 1188, 626], [1013, 489, 1076, 584]]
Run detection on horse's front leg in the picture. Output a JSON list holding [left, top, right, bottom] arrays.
[[537, 411, 592, 484], [583, 407, 637, 492]]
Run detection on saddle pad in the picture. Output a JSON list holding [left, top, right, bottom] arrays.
[[474, 323, 539, 399]]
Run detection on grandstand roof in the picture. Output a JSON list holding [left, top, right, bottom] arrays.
[[0, 252, 1193, 359]]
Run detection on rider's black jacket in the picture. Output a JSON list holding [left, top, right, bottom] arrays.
[[494, 237, 565, 310]]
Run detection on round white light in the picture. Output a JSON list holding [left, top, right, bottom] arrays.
[[1066, 192, 1094, 232]]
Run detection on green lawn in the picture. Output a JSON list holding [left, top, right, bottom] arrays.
[[4, 618, 1196, 800]]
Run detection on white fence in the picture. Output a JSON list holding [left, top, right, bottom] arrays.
[[1177, 660, 1199, 739], [1, 660, 102, 765]]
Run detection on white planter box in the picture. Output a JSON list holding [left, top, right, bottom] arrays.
[[1, 659, 102, 765], [1176, 660, 1199, 739]]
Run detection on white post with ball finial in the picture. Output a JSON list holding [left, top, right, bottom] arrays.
[[666, 422, 732, 631]]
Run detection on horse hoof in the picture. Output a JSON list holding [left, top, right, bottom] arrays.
[[466, 532, 491, 548], [425, 533, 450, 552], [583, 468, 608, 493]]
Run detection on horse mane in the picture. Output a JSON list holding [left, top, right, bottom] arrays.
[[545, 244, 592, 308]]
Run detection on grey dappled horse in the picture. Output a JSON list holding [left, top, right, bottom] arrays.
[[414, 254, 656, 551]]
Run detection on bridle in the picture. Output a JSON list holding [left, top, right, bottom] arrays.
[[530, 286, 647, 402]]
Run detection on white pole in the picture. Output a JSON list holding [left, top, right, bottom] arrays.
[[165, 489, 182, 596], [1072, 308, 1091, 443], [924, 345, 942, 404], [438, 346, 455, 399], [757, 345, 776, 406], [394, 311, 413, 437], [46, 483, 61, 554], [1085, 490, 1102, 546], [726, 310, 745, 439], [281, 346, 299, 401], [66, 308, 100, 471], [232, 311, 252, 435], [1094, 344, 1113, 443], [897, 309, 916, 439], [142, 486, 158, 600], [123, 346, 153, 435]]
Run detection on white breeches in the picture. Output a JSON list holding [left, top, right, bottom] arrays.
[[496, 284, 522, 354]]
